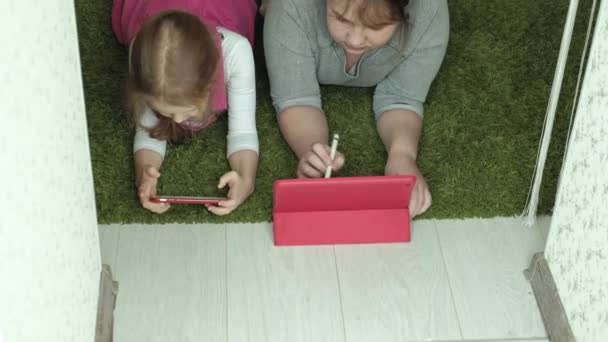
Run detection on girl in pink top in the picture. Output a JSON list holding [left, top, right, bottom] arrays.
[[112, 0, 260, 215]]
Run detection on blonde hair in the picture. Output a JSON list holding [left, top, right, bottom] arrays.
[[127, 10, 219, 144]]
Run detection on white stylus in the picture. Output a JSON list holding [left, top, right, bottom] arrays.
[[324, 134, 340, 178]]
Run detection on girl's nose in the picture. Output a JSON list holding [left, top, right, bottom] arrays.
[[346, 28, 366, 47]]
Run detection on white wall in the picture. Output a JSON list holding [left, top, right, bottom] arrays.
[[0, 1, 101, 342], [545, 1, 608, 341]]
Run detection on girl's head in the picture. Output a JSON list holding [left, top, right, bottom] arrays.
[[128, 10, 219, 143], [326, 0, 409, 55]]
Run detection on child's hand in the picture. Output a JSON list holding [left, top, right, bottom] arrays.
[[296, 142, 345, 178], [385, 153, 431, 218], [206, 171, 254, 216], [138, 166, 171, 214]]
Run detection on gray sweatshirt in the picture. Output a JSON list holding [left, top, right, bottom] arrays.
[[263, 0, 449, 119]]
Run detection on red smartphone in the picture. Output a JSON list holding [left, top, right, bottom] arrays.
[[150, 196, 226, 205]]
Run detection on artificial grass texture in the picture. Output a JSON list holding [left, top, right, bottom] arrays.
[[76, 0, 595, 224]]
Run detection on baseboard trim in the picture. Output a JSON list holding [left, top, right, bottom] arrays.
[[525, 252, 575, 342], [95, 264, 118, 342]]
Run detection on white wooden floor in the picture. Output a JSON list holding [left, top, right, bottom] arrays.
[[99, 216, 552, 342]]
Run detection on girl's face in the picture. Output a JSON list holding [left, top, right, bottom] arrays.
[[326, 0, 399, 56], [146, 97, 203, 123]]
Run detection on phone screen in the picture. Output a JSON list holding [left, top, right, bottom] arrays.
[[150, 196, 226, 205]]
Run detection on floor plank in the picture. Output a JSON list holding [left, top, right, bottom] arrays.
[[334, 220, 462, 342], [401, 339, 549, 342], [112, 224, 227, 342], [436, 217, 546, 340], [98, 224, 121, 266], [535, 215, 552, 248], [226, 223, 345, 342], [402, 339, 549, 342]]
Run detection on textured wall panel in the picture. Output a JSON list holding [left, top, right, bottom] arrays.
[[0, 1, 101, 342], [546, 1, 608, 341]]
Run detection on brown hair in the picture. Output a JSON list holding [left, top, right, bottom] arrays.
[[127, 10, 219, 144], [349, 0, 409, 29], [331, 0, 410, 48]]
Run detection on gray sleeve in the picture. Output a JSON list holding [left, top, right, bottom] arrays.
[[133, 107, 167, 158], [373, 0, 449, 119], [263, 1, 321, 114]]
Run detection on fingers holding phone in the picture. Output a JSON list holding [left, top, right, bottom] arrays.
[[207, 170, 254, 216], [138, 166, 170, 214]]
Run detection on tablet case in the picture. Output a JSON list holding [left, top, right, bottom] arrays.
[[272, 175, 416, 246]]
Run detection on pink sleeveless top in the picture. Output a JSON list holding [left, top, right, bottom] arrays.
[[112, 0, 257, 130]]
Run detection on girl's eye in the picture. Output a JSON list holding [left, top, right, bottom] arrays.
[[338, 17, 353, 25], [330, 10, 352, 24], [369, 25, 387, 31], [370, 21, 397, 31]]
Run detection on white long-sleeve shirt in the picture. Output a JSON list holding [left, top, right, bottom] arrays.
[[133, 27, 258, 158]]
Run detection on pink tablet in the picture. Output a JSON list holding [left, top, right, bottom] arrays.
[[272, 175, 416, 246]]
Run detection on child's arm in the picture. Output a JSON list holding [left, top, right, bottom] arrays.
[[134, 148, 170, 214], [372, 2, 449, 218], [219, 27, 259, 158], [377, 108, 430, 217], [262, 4, 345, 178], [134, 149, 163, 187], [207, 28, 259, 216], [133, 108, 169, 213], [228, 149, 258, 185], [208, 149, 258, 216]]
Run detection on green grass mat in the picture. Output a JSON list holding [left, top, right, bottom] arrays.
[[76, 0, 594, 223]]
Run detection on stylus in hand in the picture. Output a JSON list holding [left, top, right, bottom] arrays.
[[325, 133, 340, 178]]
